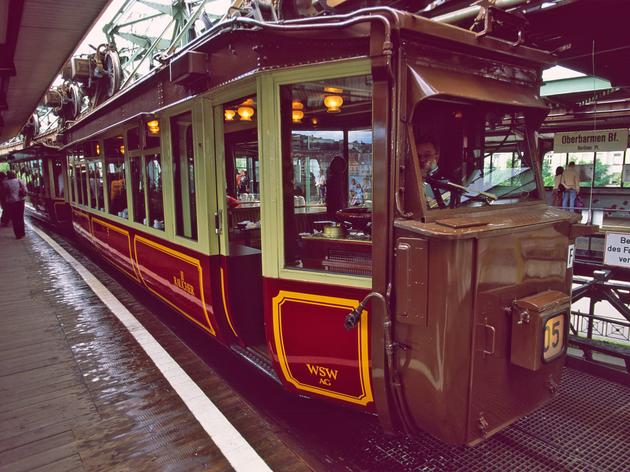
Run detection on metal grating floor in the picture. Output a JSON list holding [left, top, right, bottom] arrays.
[[330, 368, 630, 471]]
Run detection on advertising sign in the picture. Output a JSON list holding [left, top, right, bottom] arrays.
[[554, 129, 628, 153]]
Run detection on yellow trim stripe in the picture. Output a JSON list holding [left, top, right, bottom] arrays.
[[272, 290, 373, 406], [72, 209, 92, 242], [220, 267, 239, 339], [133, 235, 216, 336], [91, 217, 140, 282]]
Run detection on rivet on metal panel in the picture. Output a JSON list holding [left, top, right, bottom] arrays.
[[157, 82, 165, 107]]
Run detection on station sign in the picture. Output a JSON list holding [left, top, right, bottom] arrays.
[[554, 128, 628, 153], [604, 232, 630, 268]]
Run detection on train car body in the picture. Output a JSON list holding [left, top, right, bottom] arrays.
[[6, 144, 71, 227], [57, 7, 581, 445]]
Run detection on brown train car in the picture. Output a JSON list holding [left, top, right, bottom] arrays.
[[6, 144, 71, 228], [57, 6, 583, 445]]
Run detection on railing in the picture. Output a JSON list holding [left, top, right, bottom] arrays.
[[569, 270, 630, 383]]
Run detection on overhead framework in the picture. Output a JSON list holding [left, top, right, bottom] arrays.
[[2, 0, 629, 152], [10, 0, 231, 148]]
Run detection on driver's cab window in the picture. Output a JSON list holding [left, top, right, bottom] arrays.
[[413, 101, 539, 211], [281, 75, 373, 276]]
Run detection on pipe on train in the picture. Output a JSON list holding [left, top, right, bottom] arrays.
[[432, 0, 529, 24]]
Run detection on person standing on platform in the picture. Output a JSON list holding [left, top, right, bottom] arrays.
[[0, 171, 10, 226], [1, 171, 27, 239], [561, 162, 580, 211], [316, 169, 326, 204], [552, 166, 564, 207]]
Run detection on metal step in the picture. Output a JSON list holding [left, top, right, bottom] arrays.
[[230, 344, 281, 384]]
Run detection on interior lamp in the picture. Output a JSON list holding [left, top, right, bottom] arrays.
[[292, 100, 304, 123], [119, 144, 125, 155], [292, 110, 304, 123], [146, 119, 160, 135], [324, 94, 343, 113], [324, 86, 343, 94], [224, 109, 236, 121], [237, 105, 255, 121]]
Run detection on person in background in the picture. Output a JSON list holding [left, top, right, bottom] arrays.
[[326, 156, 345, 218], [416, 135, 449, 209], [1, 170, 27, 239], [351, 179, 364, 206], [362, 176, 371, 202], [0, 171, 9, 226], [552, 166, 564, 207], [238, 169, 250, 195], [316, 169, 326, 204], [561, 161, 580, 211]]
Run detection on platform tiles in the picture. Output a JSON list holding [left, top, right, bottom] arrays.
[[0, 225, 312, 472]]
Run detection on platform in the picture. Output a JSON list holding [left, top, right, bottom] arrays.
[[1, 222, 630, 472], [0, 225, 310, 472]]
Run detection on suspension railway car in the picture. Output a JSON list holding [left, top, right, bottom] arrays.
[[52, 6, 583, 445], [6, 144, 71, 227]]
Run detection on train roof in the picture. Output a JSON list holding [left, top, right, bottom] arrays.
[[62, 7, 554, 147]]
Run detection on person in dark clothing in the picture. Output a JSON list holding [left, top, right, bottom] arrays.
[[0, 171, 9, 226], [1, 171, 27, 239], [326, 156, 346, 218]]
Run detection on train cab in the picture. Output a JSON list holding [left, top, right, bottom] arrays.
[[390, 61, 580, 443]]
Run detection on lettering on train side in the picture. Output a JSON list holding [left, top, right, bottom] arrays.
[[173, 271, 195, 296], [306, 364, 339, 386]]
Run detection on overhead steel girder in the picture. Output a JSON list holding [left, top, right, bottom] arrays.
[[116, 31, 172, 50]]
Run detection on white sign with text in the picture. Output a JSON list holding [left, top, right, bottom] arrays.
[[604, 233, 630, 268], [554, 129, 628, 153]]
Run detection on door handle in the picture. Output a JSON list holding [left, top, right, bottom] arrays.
[[477, 317, 496, 357]]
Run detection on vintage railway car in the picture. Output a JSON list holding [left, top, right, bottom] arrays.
[[6, 144, 71, 227], [57, 6, 581, 445]]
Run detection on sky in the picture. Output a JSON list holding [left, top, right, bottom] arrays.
[[74, 0, 232, 55]]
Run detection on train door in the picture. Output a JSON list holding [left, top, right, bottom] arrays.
[[211, 82, 269, 360], [259, 62, 377, 409]]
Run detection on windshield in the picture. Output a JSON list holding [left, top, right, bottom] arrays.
[[412, 100, 540, 211]]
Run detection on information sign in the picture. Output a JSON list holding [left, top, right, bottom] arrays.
[[604, 232, 630, 268], [554, 129, 628, 153]]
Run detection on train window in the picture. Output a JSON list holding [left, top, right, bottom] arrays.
[[53, 159, 65, 198], [223, 96, 261, 250], [280, 75, 373, 276], [80, 160, 89, 205], [127, 127, 140, 151], [24, 159, 44, 195], [88, 160, 104, 210], [145, 125, 160, 150], [146, 154, 164, 230], [104, 136, 128, 218], [412, 102, 539, 210], [76, 161, 84, 205], [67, 155, 76, 202], [171, 112, 197, 240], [130, 156, 146, 224]]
